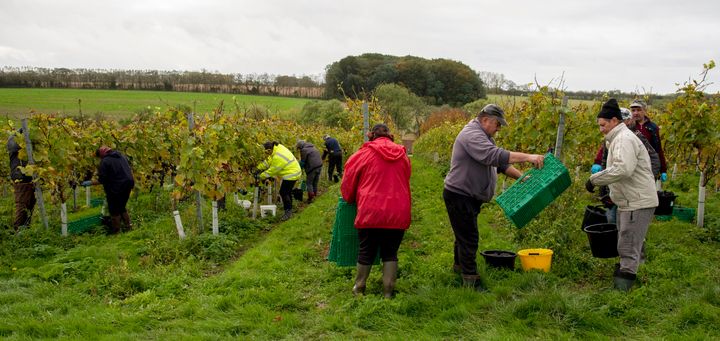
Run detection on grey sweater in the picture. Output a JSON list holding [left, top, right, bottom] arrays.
[[444, 119, 510, 202]]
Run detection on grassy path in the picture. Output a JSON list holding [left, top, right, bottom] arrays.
[[1, 156, 719, 339]]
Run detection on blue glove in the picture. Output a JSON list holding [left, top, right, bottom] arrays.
[[81, 180, 92, 187], [590, 164, 602, 174], [661, 173, 667, 182]]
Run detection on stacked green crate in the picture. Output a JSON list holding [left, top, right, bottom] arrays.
[[496, 153, 571, 228], [655, 215, 673, 221], [67, 204, 105, 234], [90, 197, 104, 208], [672, 206, 695, 222], [327, 197, 379, 266], [68, 214, 103, 234], [327, 198, 359, 266]]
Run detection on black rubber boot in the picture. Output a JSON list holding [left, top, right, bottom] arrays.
[[452, 264, 461, 274], [382, 261, 398, 299], [353, 264, 372, 296], [462, 274, 486, 292], [108, 215, 122, 235], [613, 268, 637, 292], [121, 211, 132, 232]]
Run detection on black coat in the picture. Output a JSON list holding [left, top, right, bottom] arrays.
[[99, 151, 135, 194]]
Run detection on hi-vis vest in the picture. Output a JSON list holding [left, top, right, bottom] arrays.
[[257, 144, 302, 181]]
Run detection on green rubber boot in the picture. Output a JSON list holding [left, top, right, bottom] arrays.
[[613, 269, 637, 292], [353, 264, 372, 296], [382, 261, 398, 299]]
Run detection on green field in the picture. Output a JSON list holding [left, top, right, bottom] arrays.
[[0, 88, 313, 118], [0, 88, 599, 122], [487, 93, 598, 108], [1, 156, 719, 339]]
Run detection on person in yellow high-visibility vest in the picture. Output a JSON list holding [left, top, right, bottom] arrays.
[[256, 141, 302, 220]]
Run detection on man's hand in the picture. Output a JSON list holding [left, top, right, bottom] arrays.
[[591, 164, 602, 174], [660, 173, 668, 182], [527, 154, 544, 169], [585, 179, 595, 193]]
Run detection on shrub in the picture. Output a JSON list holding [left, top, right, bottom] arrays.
[[419, 107, 470, 134]]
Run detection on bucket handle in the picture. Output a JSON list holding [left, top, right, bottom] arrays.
[[529, 252, 540, 255]]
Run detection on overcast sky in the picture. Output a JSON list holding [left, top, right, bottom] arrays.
[[1, 0, 718, 94]]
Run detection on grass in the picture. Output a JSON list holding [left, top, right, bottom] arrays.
[[0, 157, 719, 339], [0, 88, 313, 119]]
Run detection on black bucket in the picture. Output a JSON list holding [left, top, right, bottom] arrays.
[[582, 205, 607, 230], [655, 191, 676, 216], [481, 250, 517, 269], [292, 188, 303, 201], [583, 223, 619, 258]]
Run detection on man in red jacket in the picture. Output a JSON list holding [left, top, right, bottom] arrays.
[[341, 124, 411, 298]]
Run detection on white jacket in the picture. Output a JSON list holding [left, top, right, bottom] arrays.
[[590, 123, 659, 211]]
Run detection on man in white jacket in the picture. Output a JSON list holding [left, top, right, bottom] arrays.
[[585, 98, 659, 291]]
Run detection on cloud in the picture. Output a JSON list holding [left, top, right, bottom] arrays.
[[0, 0, 718, 94]]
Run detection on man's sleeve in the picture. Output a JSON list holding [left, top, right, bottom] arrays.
[[463, 132, 510, 167], [590, 138, 638, 186]]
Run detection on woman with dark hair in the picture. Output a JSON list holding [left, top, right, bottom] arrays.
[[341, 124, 411, 298], [256, 141, 302, 220], [82, 146, 135, 234]]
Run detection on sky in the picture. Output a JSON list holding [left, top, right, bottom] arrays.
[[1, 0, 718, 95]]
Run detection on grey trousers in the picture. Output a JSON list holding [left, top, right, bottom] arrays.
[[306, 168, 321, 193], [617, 207, 655, 274]]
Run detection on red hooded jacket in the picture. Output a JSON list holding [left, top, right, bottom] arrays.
[[341, 137, 411, 230]]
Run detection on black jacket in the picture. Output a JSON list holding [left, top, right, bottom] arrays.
[[322, 137, 343, 159], [99, 151, 135, 194]]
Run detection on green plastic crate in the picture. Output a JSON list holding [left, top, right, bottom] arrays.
[[328, 198, 359, 266], [90, 198, 105, 208], [495, 153, 571, 228], [327, 197, 379, 267], [68, 214, 103, 234], [672, 206, 695, 222]]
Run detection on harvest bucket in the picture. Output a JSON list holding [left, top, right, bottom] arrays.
[[480, 250, 517, 270], [582, 223, 619, 258], [517, 248, 553, 272], [292, 188, 303, 201], [582, 205, 607, 230], [655, 191, 676, 216]]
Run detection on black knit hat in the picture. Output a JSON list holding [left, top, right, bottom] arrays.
[[597, 98, 622, 120], [262, 141, 277, 150]]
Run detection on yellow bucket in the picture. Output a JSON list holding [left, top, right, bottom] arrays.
[[517, 248, 554, 272]]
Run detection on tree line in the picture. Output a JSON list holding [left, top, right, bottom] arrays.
[[0, 67, 325, 98], [478, 70, 676, 104]]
